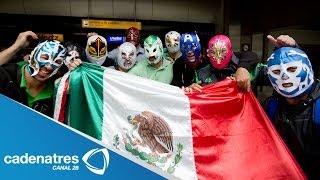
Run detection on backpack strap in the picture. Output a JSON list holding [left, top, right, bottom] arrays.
[[267, 96, 279, 122], [267, 91, 320, 135], [16, 65, 22, 83]]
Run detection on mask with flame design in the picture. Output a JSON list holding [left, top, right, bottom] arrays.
[[85, 35, 107, 65]]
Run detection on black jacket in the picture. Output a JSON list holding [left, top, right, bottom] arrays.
[[0, 64, 54, 117], [170, 55, 207, 87], [171, 51, 258, 88], [195, 53, 239, 86], [262, 80, 320, 179]]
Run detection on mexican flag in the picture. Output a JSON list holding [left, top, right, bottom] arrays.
[[55, 62, 305, 179]]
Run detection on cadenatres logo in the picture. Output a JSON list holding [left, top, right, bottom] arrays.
[[3, 148, 109, 175], [82, 148, 109, 175]]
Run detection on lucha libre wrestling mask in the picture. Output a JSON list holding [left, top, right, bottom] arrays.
[[27, 40, 66, 80], [64, 43, 80, 67], [126, 27, 140, 47], [180, 32, 201, 63], [165, 31, 181, 53], [117, 42, 137, 70], [267, 47, 314, 98], [85, 35, 107, 65], [144, 35, 164, 65], [207, 35, 233, 70]]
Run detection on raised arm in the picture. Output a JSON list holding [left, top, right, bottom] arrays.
[[0, 31, 37, 65]]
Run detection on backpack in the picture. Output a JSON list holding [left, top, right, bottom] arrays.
[[0, 63, 23, 102], [267, 96, 320, 135]]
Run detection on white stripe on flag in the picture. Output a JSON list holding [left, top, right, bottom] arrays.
[[102, 68, 198, 179], [53, 71, 70, 121]]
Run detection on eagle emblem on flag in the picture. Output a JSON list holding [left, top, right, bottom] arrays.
[[131, 111, 173, 153], [112, 111, 183, 174]]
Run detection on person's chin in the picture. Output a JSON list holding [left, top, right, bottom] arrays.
[[124, 62, 132, 67], [34, 74, 50, 81], [122, 66, 131, 71], [188, 58, 196, 63]]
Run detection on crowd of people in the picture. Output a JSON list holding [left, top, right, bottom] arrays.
[[0, 27, 319, 179]]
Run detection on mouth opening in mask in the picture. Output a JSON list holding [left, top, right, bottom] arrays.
[[187, 52, 196, 62], [123, 60, 132, 67], [282, 82, 293, 88], [148, 56, 156, 62]]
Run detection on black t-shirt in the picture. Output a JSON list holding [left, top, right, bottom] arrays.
[[171, 56, 194, 87], [171, 55, 209, 87]]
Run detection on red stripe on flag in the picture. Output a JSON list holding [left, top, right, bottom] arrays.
[[187, 78, 306, 180], [58, 78, 69, 123]]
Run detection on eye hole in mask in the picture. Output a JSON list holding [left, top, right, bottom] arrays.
[[287, 66, 297, 73], [40, 54, 49, 61], [55, 59, 63, 65]]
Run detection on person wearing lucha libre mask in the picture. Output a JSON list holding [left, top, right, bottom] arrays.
[[195, 34, 240, 86], [116, 42, 137, 72], [107, 27, 145, 63], [182, 34, 257, 93], [85, 35, 108, 66], [262, 47, 320, 179], [128, 35, 173, 84], [163, 31, 196, 88], [84, 33, 117, 68], [0, 31, 67, 117], [177, 32, 209, 91]]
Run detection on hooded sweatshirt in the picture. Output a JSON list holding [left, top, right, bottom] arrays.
[[262, 79, 320, 179]]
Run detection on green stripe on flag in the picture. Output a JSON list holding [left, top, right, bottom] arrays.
[[69, 62, 104, 140]]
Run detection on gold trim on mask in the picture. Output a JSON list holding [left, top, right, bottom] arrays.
[[88, 37, 107, 57], [210, 41, 228, 64]]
